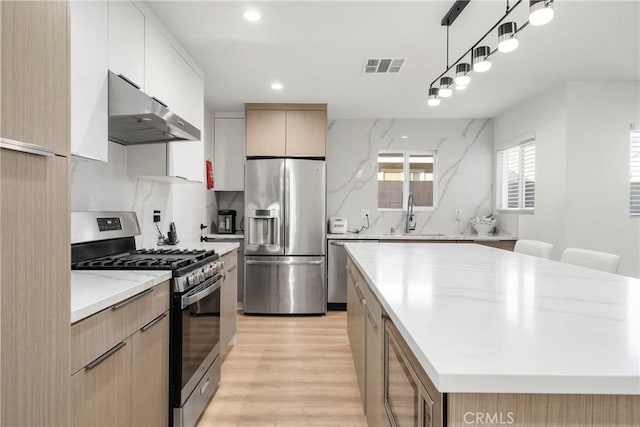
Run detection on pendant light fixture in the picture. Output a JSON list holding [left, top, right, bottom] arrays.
[[427, 0, 555, 107], [529, 0, 554, 26], [472, 46, 492, 72], [498, 22, 519, 53], [427, 88, 441, 106]]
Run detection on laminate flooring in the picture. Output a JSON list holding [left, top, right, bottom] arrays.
[[197, 311, 367, 427]]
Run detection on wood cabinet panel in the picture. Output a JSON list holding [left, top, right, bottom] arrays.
[[365, 302, 385, 427], [132, 313, 169, 427], [346, 264, 366, 406], [245, 110, 286, 156], [137, 281, 170, 328], [71, 337, 132, 427], [473, 240, 516, 251], [0, 152, 70, 426], [0, 0, 70, 156], [285, 110, 327, 157], [221, 250, 238, 360]]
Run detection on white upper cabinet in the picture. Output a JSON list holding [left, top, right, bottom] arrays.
[[214, 116, 245, 191], [70, 0, 108, 162], [108, 0, 145, 90], [144, 22, 183, 113]]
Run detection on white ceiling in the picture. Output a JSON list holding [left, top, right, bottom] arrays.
[[147, 1, 639, 119]]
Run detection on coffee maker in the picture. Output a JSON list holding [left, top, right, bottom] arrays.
[[217, 209, 236, 234]]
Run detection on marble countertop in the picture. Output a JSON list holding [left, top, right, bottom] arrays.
[[71, 270, 171, 323], [328, 232, 516, 241], [204, 233, 244, 240], [344, 242, 640, 395]]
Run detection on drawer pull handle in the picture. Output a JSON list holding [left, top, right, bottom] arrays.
[[200, 377, 210, 395], [141, 312, 167, 332], [366, 306, 379, 331], [111, 288, 153, 310], [86, 341, 126, 370], [0, 136, 55, 157]]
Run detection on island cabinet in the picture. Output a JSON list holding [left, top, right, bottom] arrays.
[[220, 249, 239, 360], [245, 103, 327, 157], [347, 258, 387, 427], [70, 281, 170, 427]]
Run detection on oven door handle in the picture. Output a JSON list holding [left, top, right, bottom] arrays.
[[180, 277, 222, 309]]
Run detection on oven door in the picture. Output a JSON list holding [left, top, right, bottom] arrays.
[[172, 274, 222, 406]]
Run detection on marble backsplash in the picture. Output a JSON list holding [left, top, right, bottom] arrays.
[[327, 119, 497, 236], [71, 142, 204, 247]]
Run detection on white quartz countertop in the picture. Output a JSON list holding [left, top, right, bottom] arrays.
[[71, 270, 171, 323], [155, 241, 240, 256], [204, 233, 244, 240], [344, 242, 640, 395], [328, 232, 515, 241]]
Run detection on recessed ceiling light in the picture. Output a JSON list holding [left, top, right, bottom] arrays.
[[271, 82, 283, 90], [401, 136, 408, 139], [243, 10, 261, 21]]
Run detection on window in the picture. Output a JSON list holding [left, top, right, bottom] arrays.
[[378, 151, 435, 210], [631, 125, 640, 216], [497, 141, 535, 211]]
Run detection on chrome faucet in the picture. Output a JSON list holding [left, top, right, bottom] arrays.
[[405, 193, 416, 233]]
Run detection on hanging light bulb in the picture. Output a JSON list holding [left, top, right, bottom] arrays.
[[498, 22, 519, 53], [472, 46, 492, 72], [529, 0, 554, 26], [439, 77, 454, 98], [427, 88, 440, 106], [454, 63, 471, 86]]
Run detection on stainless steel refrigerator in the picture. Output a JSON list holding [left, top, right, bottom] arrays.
[[244, 158, 326, 314]]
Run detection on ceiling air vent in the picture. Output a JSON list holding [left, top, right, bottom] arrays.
[[364, 58, 405, 74]]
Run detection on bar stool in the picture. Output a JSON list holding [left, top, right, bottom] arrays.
[[514, 239, 554, 259], [560, 248, 620, 274]]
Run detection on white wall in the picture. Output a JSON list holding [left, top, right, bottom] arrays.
[[564, 82, 640, 277], [494, 82, 640, 277], [327, 118, 495, 235], [493, 85, 568, 259]]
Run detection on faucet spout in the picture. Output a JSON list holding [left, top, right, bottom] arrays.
[[405, 193, 415, 233]]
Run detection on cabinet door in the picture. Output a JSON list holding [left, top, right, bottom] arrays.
[[347, 269, 366, 406], [71, 337, 132, 427], [1, 152, 70, 426], [384, 323, 420, 427], [144, 21, 183, 110], [132, 313, 169, 427], [221, 260, 238, 359], [285, 110, 327, 157], [108, 0, 145, 89], [0, 0, 69, 156], [366, 302, 385, 427], [214, 117, 246, 190], [245, 110, 286, 156], [185, 66, 204, 131], [70, 0, 108, 162]]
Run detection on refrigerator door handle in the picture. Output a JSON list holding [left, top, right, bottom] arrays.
[[283, 161, 290, 253], [246, 259, 324, 266]]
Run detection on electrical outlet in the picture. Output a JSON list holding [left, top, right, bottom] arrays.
[[361, 209, 370, 219], [455, 208, 462, 221]]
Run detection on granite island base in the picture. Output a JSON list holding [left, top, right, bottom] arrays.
[[344, 243, 640, 427]]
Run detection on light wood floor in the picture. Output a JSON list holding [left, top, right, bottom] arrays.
[[197, 311, 367, 427]]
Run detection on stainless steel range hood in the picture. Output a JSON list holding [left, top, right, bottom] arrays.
[[108, 71, 200, 145]]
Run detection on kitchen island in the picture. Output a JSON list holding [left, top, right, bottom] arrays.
[[344, 242, 640, 427]]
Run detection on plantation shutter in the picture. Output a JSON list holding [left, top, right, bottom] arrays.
[[630, 127, 640, 215]]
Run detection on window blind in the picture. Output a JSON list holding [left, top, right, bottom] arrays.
[[630, 128, 640, 215], [497, 142, 535, 210]]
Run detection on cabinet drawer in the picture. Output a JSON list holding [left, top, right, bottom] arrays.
[[137, 281, 170, 328], [222, 250, 237, 272], [347, 258, 382, 328]]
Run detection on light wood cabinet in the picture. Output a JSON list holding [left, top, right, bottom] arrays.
[[0, 0, 70, 156], [221, 250, 238, 360], [245, 109, 287, 156], [346, 262, 366, 406], [285, 110, 327, 157], [245, 104, 327, 157], [472, 240, 516, 251], [365, 299, 385, 427], [71, 337, 133, 427], [132, 313, 170, 427], [214, 115, 246, 190], [108, 0, 145, 90], [71, 281, 170, 427], [1, 2, 70, 425], [70, 0, 109, 162]]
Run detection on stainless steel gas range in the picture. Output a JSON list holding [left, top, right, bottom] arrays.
[[71, 211, 223, 427]]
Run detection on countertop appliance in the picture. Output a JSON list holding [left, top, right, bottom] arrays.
[[327, 239, 377, 309], [71, 211, 223, 427], [329, 217, 347, 234], [217, 209, 236, 234], [108, 71, 200, 145], [244, 159, 326, 314]]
